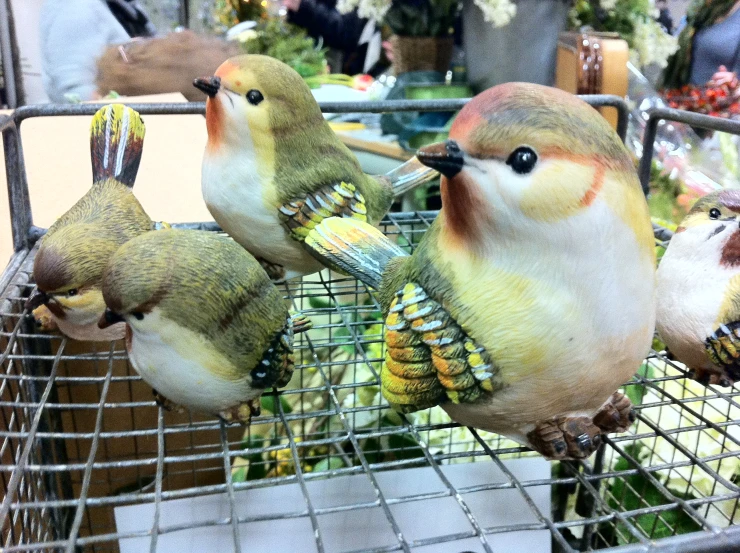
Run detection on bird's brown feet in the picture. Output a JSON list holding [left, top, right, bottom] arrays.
[[31, 305, 58, 332], [527, 416, 602, 460], [152, 389, 184, 413], [219, 398, 261, 425], [256, 257, 287, 283], [592, 391, 635, 433], [704, 323, 740, 386], [688, 367, 734, 388]]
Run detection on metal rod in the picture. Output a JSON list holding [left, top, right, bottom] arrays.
[[606, 523, 740, 553], [638, 107, 740, 195], [0, 0, 17, 108], [2, 121, 32, 252]]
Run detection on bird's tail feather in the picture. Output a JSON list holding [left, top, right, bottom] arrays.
[[304, 217, 409, 289], [90, 104, 145, 187], [386, 156, 439, 197]]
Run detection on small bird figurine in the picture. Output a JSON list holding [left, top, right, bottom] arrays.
[[98, 229, 311, 423], [193, 54, 438, 281], [26, 104, 158, 342], [304, 83, 656, 460], [656, 190, 740, 387]]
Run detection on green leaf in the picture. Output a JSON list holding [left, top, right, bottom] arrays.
[[260, 394, 293, 414], [604, 445, 702, 545], [625, 362, 653, 406], [232, 466, 248, 483], [238, 437, 269, 481], [313, 457, 347, 473], [307, 295, 333, 309]]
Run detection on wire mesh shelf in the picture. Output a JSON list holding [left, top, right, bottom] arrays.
[[1, 98, 740, 553]]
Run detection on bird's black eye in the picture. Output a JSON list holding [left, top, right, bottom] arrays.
[[131, 312, 144, 321], [709, 208, 721, 220], [67, 289, 78, 297], [246, 89, 264, 105], [506, 147, 538, 175]]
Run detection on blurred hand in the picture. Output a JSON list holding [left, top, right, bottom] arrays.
[[708, 65, 738, 87], [708, 66, 740, 99], [283, 0, 301, 12], [382, 40, 393, 63]]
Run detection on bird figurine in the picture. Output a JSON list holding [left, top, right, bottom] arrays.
[[303, 82, 656, 460], [26, 104, 160, 342], [193, 54, 438, 281], [98, 229, 311, 423], [656, 190, 740, 387]]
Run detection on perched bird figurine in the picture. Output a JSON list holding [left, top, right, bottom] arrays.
[[656, 190, 740, 387], [26, 104, 158, 342], [98, 229, 310, 422], [304, 83, 656, 459], [194, 54, 438, 281]]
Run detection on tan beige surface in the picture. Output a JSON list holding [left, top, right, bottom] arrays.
[[555, 34, 629, 130], [0, 93, 213, 265]]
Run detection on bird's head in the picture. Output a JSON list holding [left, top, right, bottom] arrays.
[[194, 54, 325, 157], [671, 190, 740, 266], [97, 233, 175, 331], [28, 225, 120, 320], [416, 82, 636, 249]]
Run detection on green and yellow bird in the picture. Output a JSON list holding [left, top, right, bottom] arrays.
[[98, 229, 310, 422], [26, 104, 160, 342], [656, 190, 740, 387], [305, 83, 656, 460], [194, 54, 438, 281]]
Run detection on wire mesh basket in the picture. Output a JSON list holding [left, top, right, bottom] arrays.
[[1, 99, 740, 553]]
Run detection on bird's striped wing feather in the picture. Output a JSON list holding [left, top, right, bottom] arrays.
[[382, 283, 502, 412], [279, 182, 367, 242], [250, 319, 297, 390]]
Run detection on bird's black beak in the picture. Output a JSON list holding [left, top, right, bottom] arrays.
[[416, 140, 465, 179], [193, 76, 221, 98], [25, 290, 49, 312], [98, 308, 125, 329]]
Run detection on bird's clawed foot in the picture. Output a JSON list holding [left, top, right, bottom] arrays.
[[527, 416, 602, 460], [256, 257, 287, 283], [219, 398, 261, 425], [703, 323, 740, 386], [592, 391, 635, 433], [152, 389, 184, 413]]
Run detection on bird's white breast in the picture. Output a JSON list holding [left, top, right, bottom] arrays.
[[127, 309, 258, 415], [441, 197, 655, 438], [656, 225, 740, 370], [201, 148, 322, 279]]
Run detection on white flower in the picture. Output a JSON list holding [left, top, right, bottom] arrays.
[[625, 360, 740, 526], [600, 0, 618, 11], [629, 17, 678, 69], [336, 0, 360, 15], [337, 0, 391, 20], [473, 0, 517, 28]]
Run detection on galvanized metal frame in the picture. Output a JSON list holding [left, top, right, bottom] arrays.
[[1, 96, 740, 553]]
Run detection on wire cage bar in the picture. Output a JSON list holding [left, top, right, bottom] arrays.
[[1, 96, 739, 553]]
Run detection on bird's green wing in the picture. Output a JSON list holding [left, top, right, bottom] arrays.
[[278, 182, 367, 242], [382, 282, 503, 413]]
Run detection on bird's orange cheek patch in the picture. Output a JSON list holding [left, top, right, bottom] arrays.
[[205, 98, 224, 152], [519, 161, 597, 222]]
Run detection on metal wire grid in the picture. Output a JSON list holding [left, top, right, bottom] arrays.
[[0, 98, 739, 553]]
